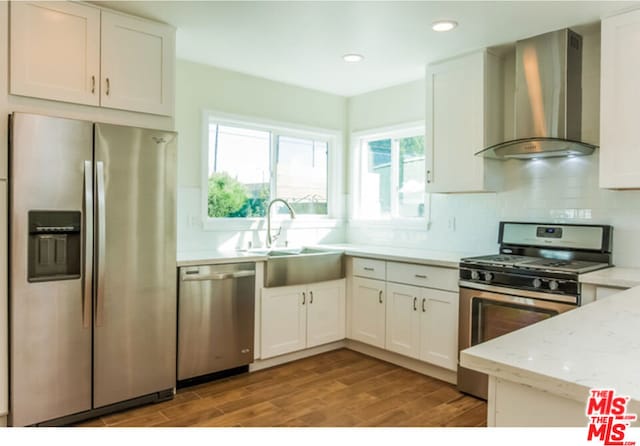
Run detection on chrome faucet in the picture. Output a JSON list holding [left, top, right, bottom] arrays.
[[266, 198, 296, 248]]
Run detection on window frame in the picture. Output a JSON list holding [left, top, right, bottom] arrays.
[[350, 121, 430, 227], [201, 110, 343, 231]]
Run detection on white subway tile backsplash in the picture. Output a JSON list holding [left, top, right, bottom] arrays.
[[347, 152, 640, 266]]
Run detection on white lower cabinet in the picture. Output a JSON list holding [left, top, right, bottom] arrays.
[[385, 282, 458, 370], [419, 288, 459, 370], [350, 277, 386, 349], [385, 283, 420, 358], [261, 279, 345, 359], [349, 257, 459, 372]]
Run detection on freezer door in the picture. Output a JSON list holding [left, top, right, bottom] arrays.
[[9, 113, 93, 426], [93, 123, 177, 408]]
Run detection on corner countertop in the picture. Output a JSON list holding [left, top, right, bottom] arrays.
[[177, 243, 488, 268], [460, 285, 640, 407], [177, 250, 268, 267], [309, 243, 485, 268], [579, 266, 640, 288]]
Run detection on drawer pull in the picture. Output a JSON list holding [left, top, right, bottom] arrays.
[[378, 290, 383, 304], [302, 292, 306, 305], [413, 297, 417, 311], [422, 298, 426, 312], [364, 267, 375, 271], [415, 274, 428, 279]]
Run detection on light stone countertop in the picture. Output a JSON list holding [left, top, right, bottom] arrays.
[[460, 285, 640, 408], [177, 243, 490, 268], [177, 250, 268, 267], [306, 243, 488, 268], [579, 266, 640, 288]]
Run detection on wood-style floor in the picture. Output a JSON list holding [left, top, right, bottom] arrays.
[[75, 349, 487, 427]]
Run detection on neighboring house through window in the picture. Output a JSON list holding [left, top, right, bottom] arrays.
[[202, 112, 340, 226]]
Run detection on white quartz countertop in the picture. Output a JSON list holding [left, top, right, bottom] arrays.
[[460, 285, 640, 407], [308, 243, 485, 268], [177, 244, 485, 268], [177, 250, 268, 267], [177, 243, 488, 268], [580, 266, 640, 288]]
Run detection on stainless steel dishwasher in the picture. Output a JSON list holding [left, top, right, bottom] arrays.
[[178, 262, 255, 381]]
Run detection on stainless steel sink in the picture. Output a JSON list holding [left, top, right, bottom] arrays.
[[264, 247, 344, 287]]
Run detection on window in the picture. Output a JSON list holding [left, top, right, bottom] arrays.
[[354, 124, 426, 220], [204, 113, 336, 221]]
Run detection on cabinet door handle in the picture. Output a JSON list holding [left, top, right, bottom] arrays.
[[302, 292, 306, 305], [415, 274, 428, 279], [309, 291, 313, 304], [91, 75, 95, 94], [105, 77, 110, 96], [427, 170, 432, 184], [364, 267, 375, 271], [378, 290, 383, 304], [422, 298, 426, 312], [413, 297, 417, 311]]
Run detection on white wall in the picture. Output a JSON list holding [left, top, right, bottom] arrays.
[[175, 60, 348, 253], [346, 24, 640, 267]]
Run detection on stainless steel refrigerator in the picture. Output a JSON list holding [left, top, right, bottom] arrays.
[[9, 113, 177, 426]]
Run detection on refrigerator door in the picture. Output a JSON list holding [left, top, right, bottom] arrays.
[[10, 113, 93, 426], [93, 123, 177, 408]]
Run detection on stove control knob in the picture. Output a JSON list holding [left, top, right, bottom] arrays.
[[471, 270, 480, 280], [532, 278, 542, 288], [548, 280, 559, 291], [484, 272, 494, 282]]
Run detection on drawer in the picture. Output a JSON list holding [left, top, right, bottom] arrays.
[[387, 261, 458, 292], [352, 257, 386, 280]]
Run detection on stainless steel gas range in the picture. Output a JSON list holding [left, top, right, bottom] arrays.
[[457, 222, 613, 400]]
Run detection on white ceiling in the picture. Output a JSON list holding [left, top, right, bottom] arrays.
[[95, 1, 638, 97]]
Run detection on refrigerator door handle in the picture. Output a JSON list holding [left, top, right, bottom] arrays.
[[83, 161, 93, 329], [95, 161, 106, 326]]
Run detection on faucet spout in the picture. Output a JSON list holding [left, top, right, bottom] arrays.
[[266, 198, 296, 248]]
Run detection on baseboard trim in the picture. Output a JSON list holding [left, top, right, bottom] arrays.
[[250, 341, 347, 372], [345, 340, 457, 385], [250, 338, 456, 385]]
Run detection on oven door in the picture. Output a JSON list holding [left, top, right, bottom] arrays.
[[457, 284, 576, 399]]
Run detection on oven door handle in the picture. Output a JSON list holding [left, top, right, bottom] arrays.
[[458, 280, 578, 305], [460, 283, 578, 311]]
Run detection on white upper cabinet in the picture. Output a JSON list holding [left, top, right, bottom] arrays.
[[10, 1, 101, 106], [9, 1, 175, 116], [100, 11, 175, 116], [600, 9, 640, 189], [425, 50, 503, 193]]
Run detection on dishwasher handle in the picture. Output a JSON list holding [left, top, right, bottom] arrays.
[[182, 270, 256, 281]]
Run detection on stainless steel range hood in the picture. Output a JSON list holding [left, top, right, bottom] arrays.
[[476, 28, 597, 160]]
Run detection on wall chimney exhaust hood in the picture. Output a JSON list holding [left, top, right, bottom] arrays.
[[476, 28, 597, 160]]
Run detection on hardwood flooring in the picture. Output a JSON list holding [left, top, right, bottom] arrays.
[[75, 349, 486, 427]]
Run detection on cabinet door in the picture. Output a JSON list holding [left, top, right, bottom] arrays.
[[600, 9, 640, 189], [419, 288, 458, 371], [260, 285, 307, 359], [100, 11, 175, 116], [425, 50, 502, 193], [385, 283, 421, 359], [10, 1, 100, 106], [307, 280, 346, 348], [350, 277, 386, 348]]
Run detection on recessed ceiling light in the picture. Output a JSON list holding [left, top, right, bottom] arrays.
[[432, 20, 458, 32], [343, 53, 364, 63]]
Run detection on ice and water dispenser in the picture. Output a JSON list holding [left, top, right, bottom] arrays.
[[28, 211, 81, 282]]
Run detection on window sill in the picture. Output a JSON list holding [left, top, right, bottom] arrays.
[[348, 218, 429, 230], [202, 217, 346, 232]]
